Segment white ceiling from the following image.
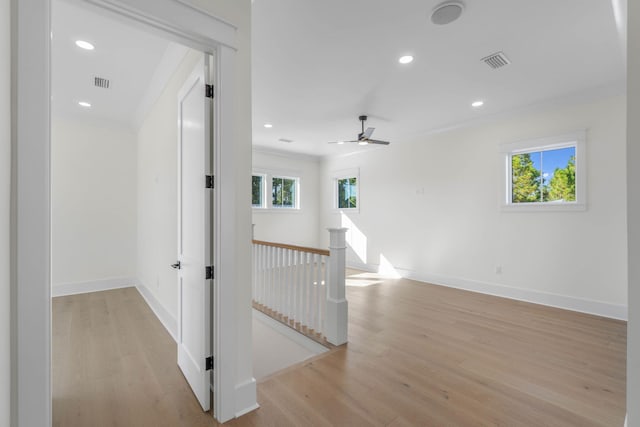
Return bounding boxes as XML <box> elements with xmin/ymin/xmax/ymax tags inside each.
<box><xmin>52</xmin><ymin>0</ymin><xmax>179</xmax><ymax>128</ymax></box>
<box><xmin>252</xmin><ymin>0</ymin><xmax>626</xmax><ymax>157</ymax></box>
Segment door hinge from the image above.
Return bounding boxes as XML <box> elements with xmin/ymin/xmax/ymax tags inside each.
<box><xmin>206</xmin><ymin>265</ymin><xmax>214</xmax><ymax>280</ymax></box>
<box><xmin>206</xmin><ymin>175</ymin><xmax>214</xmax><ymax>189</ymax></box>
<box><xmin>206</xmin><ymin>356</ymin><xmax>214</xmax><ymax>371</ymax></box>
<box><xmin>205</xmin><ymin>84</ymin><xmax>214</xmax><ymax>99</ymax></box>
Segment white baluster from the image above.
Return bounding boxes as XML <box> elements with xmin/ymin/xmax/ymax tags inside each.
<box><xmin>286</xmin><ymin>249</ymin><xmax>292</xmax><ymax>322</ymax></box>
<box><xmin>268</xmin><ymin>246</ymin><xmax>274</xmax><ymax>310</ymax></box>
<box><xmin>252</xmin><ymin>243</ymin><xmax>257</xmax><ymax>303</ymax></box>
<box><xmin>297</xmin><ymin>250</ymin><xmax>303</xmax><ymax>329</ymax></box>
<box><xmin>314</xmin><ymin>253</ymin><xmax>321</xmax><ymax>334</ymax></box>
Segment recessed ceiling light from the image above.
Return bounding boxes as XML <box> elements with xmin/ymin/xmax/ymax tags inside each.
<box><xmin>264</xmin><ymin>123</ymin><xmax>273</xmax><ymax>128</ymax></box>
<box><xmin>75</xmin><ymin>40</ymin><xmax>95</xmax><ymax>50</ymax></box>
<box><xmin>78</xmin><ymin>101</ymin><xmax>91</xmax><ymax>108</ymax></box>
<box><xmin>399</xmin><ymin>55</ymin><xmax>414</xmax><ymax>64</ymax></box>
<box><xmin>471</xmin><ymin>100</ymin><xmax>484</xmax><ymax>108</ymax></box>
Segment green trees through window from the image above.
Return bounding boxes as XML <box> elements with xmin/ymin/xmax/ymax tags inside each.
<box><xmin>511</xmin><ymin>147</ymin><xmax>576</xmax><ymax>203</ymax></box>
<box><xmin>252</xmin><ymin>175</ymin><xmax>263</xmax><ymax>207</ymax></box>
<box><xmin>338</xmin><ymin>177</ymin><xmax>357</xmax><ymax>209</ymax></box>
<box><xmin>272</xmin><ymin>177</ymin><xmax>297</xmax><ymax>208</ymax></box>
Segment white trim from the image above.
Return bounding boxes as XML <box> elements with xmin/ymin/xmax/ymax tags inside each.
<box><xmin>252</xmin><ymin>168</ymin><xmax>302</xmax><ymax>211</ymax></box>
<box><xmin>234</xmin><ymin>378</ymin><xmax>259</xmax><ymax>418</ymax></box>
<box><xmin>348</xmin><ymin>262</ymin><xmax>628</xmax><ymax>321</ymax></box>
<box><xmin>80</xmin><ymin>0</ymin><xmax>237</xmax><ymax>51</ymax></box>
<box><xmin>346</xmin><ymin>260</ymin><xmax>377</xmax><ymax>273</ymax></box>
<box><xmin>500</xmin><ymin>130</ymin><xmax>587</xmax><ymax>212</ymax></box>
<box><xmin>252</xmin><ymin>309</ymin><xmax>329</xmax><ymax>355</ymax></box>
<box><xmin>251</xmin><ymin>173</ymin><xmax>266</xmax><ymax>209</ymax></box>
<box><xmin>133</xmin><ymin>42</ymin><xmax>189</xmax><ymax>130</ymax></box>
<box><xmin>11</xmin><ymin>1</ymin><xmax>52</xmax><ymax>426</ymax></box>
<box><xmin>51</xmin><ymin>277</ymin><xmax>137</xmax><ymax>297</ymax></box>
<box><xmin>332</xmin><ymin>168</ymin><xmax>360</xmax><ymax>213</ymax></box>
<box><xmin>136</xmin><ymin>282</ymin><xmax>178</xmax><ymax>342</ymax></box>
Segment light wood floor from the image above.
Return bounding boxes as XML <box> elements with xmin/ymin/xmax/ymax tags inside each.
<box><xmin>53</xmin><ymin>274</ymin><xmax>627</xmax><ymax>426</ymax></box>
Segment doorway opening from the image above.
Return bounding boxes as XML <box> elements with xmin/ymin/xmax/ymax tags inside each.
<box><xmin>50</xmin><ymin>0</ymin><xmax>216</xmax><ymax>423</ymax></box>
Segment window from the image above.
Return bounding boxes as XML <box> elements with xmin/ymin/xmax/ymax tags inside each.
<box><xmin>272</xmin><ymin>176</ymin><xmax>298</xmax><ymax>208</ymax></box>
<box><xmin>333</xmin><ymin>169</ymin><xmax>359</xmax><ymax>212</ymax></box>
<box><xmin>252</xmin><ymin>169</ymin><xmax>301</xmax><ymax>210</ymax></box>
<box><xmin>501</xmin><ymin>131</ymin><xmax>586</xmax><ymax>211</ymax></box>
<box><xmin>252</xmin><ymin>174</ymin><xmax>265</xmax><ymax>208</ymax></box>
<box><xmin>337</xmin><ymin>177</ymin><xmax>357</xmax><ymax>209</ymax></box>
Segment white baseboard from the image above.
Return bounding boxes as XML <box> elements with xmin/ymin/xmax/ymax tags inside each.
<box><xmin>235</xmin><ymin>378</ymin><xmax>259</xmax><ymax>418</ymax></box>
<box><xmin>346</xmin><ymin>260</ymin><xmax>377</xmax><ymax>273</ymax></box>
<box><xmin>51</xmin><ymin>277</ymin><xmax>137</xmax><ymax>297</ymax></box>
<box><xmin>348</xmin><ymin>262</ymin><xmax>628</xmax><ymax>321</ymax></box>
<box><xmin>135</xmin><ymin>282</ymin><xmax>178</xmax><ymax>342</ymax></box>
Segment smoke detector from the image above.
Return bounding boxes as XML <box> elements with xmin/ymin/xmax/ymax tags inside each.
<box><xmin>481</xmin><ymin>52</ymin><xmax>511</xmax><ymax>69</ymax></box>
<box><xmin>431</xmin><ymin>1</ymin><xmax>464</xmax><ymax>25</ymax></box>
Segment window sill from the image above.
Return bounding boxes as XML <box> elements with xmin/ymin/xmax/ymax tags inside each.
<box><xmin>253</xmin><ymin>207</ymin><xmax>302</xmax><ymax>214</ymax></box>
<box><xmin>501</xmin><ymin>202</ymin><xmax>586</xmax><ymax>212</ymax></box>
<box><xmin>333</xmin><ymin>208</ymin><xmax>360</xmax><ymax>214</ymax></box>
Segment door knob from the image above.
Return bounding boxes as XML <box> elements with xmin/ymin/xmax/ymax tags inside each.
<box><xmin>171</xmin><ymin>261</ymin><xmax>181</xmax><ymax>270</ymax></box>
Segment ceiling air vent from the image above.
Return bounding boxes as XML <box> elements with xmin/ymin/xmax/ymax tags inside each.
<box><xmin>481</xmin><ymin>52</ymin><xmax>511</xmax><ymax>69</ymax></box>
<box><xmin>278</xmin><ymin>138</ymin><xmax>294</xmax><ymax>143</ymax></box>
<box><xmin>94</xmin><ymin>76</ymin><xmax>110</xmax><ymax>89</ymax></box>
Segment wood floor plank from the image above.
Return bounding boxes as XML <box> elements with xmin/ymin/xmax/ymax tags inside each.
<box><xmin>53</xmin><ymin>273</ymin><xmax>626</xmax><ymax>426</ymax></box>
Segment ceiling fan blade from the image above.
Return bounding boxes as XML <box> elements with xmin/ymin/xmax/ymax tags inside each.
<box><xmin>366</xmin><ymin>139</ymin><xmax>390</xmax><ymax>145</ymax></box>
<box><xmin>362</xmin><ymin>127</ymin><xmax>375</xmax><ymax>139</ymax></box>
<box><xmin>328</xmin><ymin>140</ymin><xmax>359</xmax><ymax>144</ymax></box>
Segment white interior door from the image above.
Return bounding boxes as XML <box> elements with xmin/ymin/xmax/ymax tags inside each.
<box><xmin>176</xmin><ymin>55</ymin><xmax>213</xmax><ymax>412</ymax></box>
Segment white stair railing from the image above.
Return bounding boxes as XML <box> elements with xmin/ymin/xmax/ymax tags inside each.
<box><xmin>251</xmin><ymin>228</ymin><xmax>348</xmax><ymax>345</ymax></box>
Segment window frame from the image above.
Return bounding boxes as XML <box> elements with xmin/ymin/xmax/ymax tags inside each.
<box><xmin>333</xmin><ymin>168</ymin><xmax>360</xmax><ymax>213</ymax></box>
<box><xmin>271</xmin><ymin>175</ymin><xmax>300</xmax><ymax>210</ymax></box>
<box><xmin>252</xmin><ymin>169</ymin><xmax>302</xmax><ymax>212</ymax></box>
<box><xmin>251</xmin><ymin>173</ymin><xmax>266</xmax><ymax>209</ymax></box>
<box><xmin>500</xmin><ymin>131</ymin><xmax>586</xmax><ymax>212</ymax></box>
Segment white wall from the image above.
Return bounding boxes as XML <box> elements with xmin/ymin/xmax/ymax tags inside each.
<box><xmin>0</xmin><ymin>0</ymin><xmax>10</xmax><ymax>423</ymax></box>
<box><xmin>321</xmin><ymin>95</ymin><xmax>628</xmax><ymax>318</ymax></box>
<box><xmin>137</xmin><ymin>49</ymin><xmax>200</xmax><ymax>322</ymax></box>
<box><xmin>628</xmin><ymin>0</ymin><xmax>639</xmax><ymax>423</ymax></box>
<box><xmin>51</xmin><ymin>118</ymin><xmax>137</xmax><ymax>289</ymax></box>
<box><xmin>252</xmin><ymin>149</ymin><xmax>322</xmax><ymax>247</ymax></box>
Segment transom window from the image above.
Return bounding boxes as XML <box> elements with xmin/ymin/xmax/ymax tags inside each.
<box><xmin>501</xmin><ymin>131</ymin><xmax>586</xmax><ymax>211</ymax></box>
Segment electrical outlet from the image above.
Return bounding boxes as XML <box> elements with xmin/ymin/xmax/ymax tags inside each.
<box><xmin>495</xmin><ymin>265</ymin><xmax>502</xmax><ymax>274</ymax></box>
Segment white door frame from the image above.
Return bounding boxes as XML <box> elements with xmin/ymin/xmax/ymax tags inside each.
<box><xmin>11</xmin><ymin>0</ymin><xmax>245</xmax><ymax>424</ymax></box>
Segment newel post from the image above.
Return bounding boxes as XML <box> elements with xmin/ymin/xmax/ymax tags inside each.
<box><xmin>326</xmin><ymin>227</ymin><xmax>349</xmax><ymax>345</ymax></box>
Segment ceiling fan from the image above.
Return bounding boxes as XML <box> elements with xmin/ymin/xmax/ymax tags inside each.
<box><xmin>329</xmin><ymin>115</ymin><xmax>390</xmax><ymax>146</ymax></box>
